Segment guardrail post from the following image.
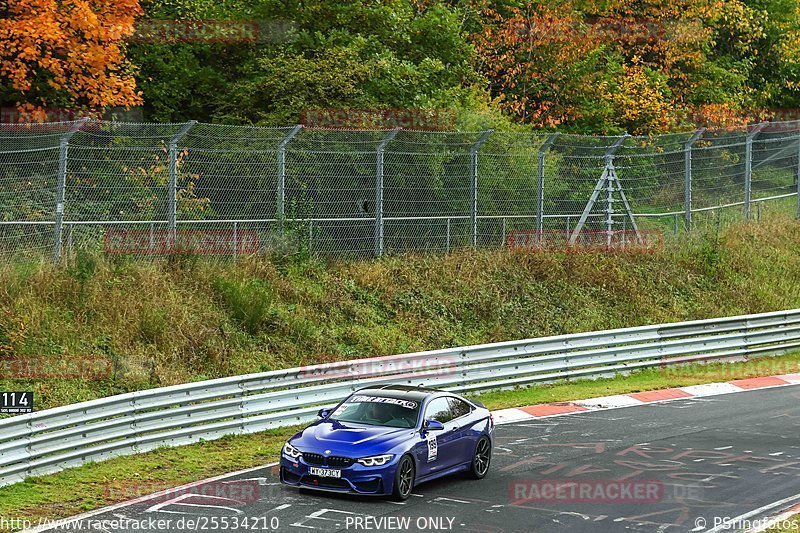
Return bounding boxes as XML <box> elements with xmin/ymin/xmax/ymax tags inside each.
<box><xmin>537</xmin><ymin>133</ymin><xmax>560</xmax><ymax>236</ymax></box>
<box><xmin>52</xmin><ymin>117</ymin><xmax>89</xmax><ymax>263</ymax></box>
<box><xmin>684</xmin><ymin>128</ymin><xmax>705</xmax><ymax>231</ymax></box>
<box><xmin>168</xmin><ymin>121</ymin><xmax>197</xmax><ymax>244</ymax></box>
<box><xmin>744</xmin><ymin>122</ymin><xmax>766</xmax><ymax>221</ymax></box>
<box><xmin>470</xmin><ymin>130</ymin><xmax>492</xmax><ymax>247</ymax></box>
<box><xmin>374</xmin><ymin>128</ymin><xmax>400</xmax><ymax>257</ymax></box>
<box><xmin>277</xmin><ymin>125</ymin><xmax>302</xmax><ymax>237</ymax></box>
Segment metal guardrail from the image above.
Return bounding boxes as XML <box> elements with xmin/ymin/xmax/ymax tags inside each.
<box><xmin>1</xmin><ymin>308</ymin><xmax>799</xmax><ymax>487</ymax></box>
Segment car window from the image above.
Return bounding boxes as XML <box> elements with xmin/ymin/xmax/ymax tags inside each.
<box><xmin>425</xmin><ymin>397</ymin><xmax>454</xmax><ymax>423</ymax></box>
<box><xmin>448</xmin><ymin>397</ymin><xmax>472</xmax><ymax>419</ymax></box>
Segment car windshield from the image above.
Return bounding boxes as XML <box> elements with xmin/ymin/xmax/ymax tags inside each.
<box><xmin>328</xmin><ymin>394</ymin><xmax>421</xmax><ymax>428</ymax></box>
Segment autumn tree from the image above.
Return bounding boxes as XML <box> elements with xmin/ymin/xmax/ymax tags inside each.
<box><xmin>471</xmin><ymin>0</ymin><xmax>800</xmax><ymax>133</ymax></box>
<box><xmin>0</xmin><ymin>0</ymin><xmax>143</xmax><ymax>121</ymax></box>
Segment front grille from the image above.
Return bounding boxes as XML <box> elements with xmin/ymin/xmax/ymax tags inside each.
<box><xmin>327</xmin><ymin>456</ymin><xmax>354</xmax><ymax>468</ymax></box>
<box><xmin>303</xmin><ymin>452</ymin><xmax>324</xmax><ymax>465</ymax></box>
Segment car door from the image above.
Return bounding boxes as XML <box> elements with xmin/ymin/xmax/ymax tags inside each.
<box><xmin>446</xmin><ymin>397</ymin><xmax>475</xmax><ymax>463</ymax></box>
<box><xmin>416</xmin><ymin>396</ymin><xmax>459</xmax><ymax>475</ymax></box>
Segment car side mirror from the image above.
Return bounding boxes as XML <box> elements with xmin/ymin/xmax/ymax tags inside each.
<box><xmin>318</xmin><ymin>408</ymin><xmax>331</xmax><ymax>418</ymax></box>
<box><xmin>423</xmin><ymin>419</ymin><xmax>444</xmax><ymax>431</ymax></box>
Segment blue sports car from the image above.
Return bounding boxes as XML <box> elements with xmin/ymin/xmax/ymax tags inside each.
<box><xmin>279</xmin><ymin>385</ymin><xmax>494</xmax><ymax>501</ymax></box>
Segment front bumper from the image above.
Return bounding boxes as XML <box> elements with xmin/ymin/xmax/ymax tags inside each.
<box><xmin>279</xmin><ymin>454</ymin><xmax>398</xmax><ymax>495</ymax></box>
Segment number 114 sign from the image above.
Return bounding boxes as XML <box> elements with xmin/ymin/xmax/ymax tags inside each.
<box><xmin>1</xmin><ymin>392</ymin><xmax>33</xmax><ymax>414</ymax></box>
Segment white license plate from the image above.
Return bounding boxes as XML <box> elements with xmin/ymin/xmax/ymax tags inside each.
<box><xmin>309</xmin><ymin>467</ymin><xmax>341</xmax><ymax>478</ymax></box>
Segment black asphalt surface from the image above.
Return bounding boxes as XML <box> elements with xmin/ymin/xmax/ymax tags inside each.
<box><xmin>29</xmin><ymin>385</ymin><xmax>800</xmax><ymax>533</ymax></box>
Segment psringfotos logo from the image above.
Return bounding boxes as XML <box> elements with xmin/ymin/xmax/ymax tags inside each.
<box><xmin>509</xmin><ymin>479</ymin><xmax>664</xmax><ymax>504</ymax></box>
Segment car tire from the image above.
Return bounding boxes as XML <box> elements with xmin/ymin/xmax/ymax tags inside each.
<box><xmin>468</xmin><ymin>436</ymin><xmax>492</xmax><ymax>479</ymax></box>
<box><xmin>391</xmin><ymin>455</ymin><xmax>415</xmax><ymax>501</ymax></box>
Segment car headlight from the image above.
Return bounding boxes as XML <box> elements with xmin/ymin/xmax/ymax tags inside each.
<box><xmin>283</xmin><ymin>442</ymin><xmax>302</xmax><ymax>459</ymax></box>
<box><xmin>357</xmin><ymin>454</ymin><xmax>394</xmax><ymax>466</ymax></box>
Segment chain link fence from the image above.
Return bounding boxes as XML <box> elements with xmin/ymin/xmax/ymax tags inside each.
<box><xmin>1</xmin><ymin>119</ymin><xmax>798</xmax><ymax>262</ymax></box>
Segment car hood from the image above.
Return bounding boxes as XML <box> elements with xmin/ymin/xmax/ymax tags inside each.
<box><xmin>291</xmin><ymin>420</ymin><xmax>415</xmax><ymax>454</ymax></box>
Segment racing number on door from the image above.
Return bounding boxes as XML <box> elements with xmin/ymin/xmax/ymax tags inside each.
<box><xmin>427</xmin><ymin>434</ymin><xmax>438</xmax><ymax>462</ymax></box>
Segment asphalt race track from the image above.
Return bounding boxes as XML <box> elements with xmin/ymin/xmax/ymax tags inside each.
<box><xmin>30</xmin><ymin>385</ymin><xmax>800</xmax><ymax>533</ymax></box>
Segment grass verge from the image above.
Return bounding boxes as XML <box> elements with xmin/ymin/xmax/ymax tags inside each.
<box><xmin>1</xmin><ymin>352</ymin><xmax>798</xmax><ymax>530</ymax></box>
<box><xmin>768</xmin><ymin>514</ymin><xmax>800</xmax><ymax>532</ymax></box>
<box><xmin>2</xmin><ymin>215</ymin><xmax>800</xmax><ymax>410</ymax></box>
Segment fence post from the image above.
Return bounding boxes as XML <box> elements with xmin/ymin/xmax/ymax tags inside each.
<box><xmin>52</xmin><ymin>118</ymin><xmax>89</xmax><ymax>263</ymax></box>
<box><xmin>684</xmin><ymin>128</ymin><xmax>705</xmax><ymax>231</ymax></box>
<box><xmin>233</xmin><ymin>221</ymin><xmax>238</xmax><ymax>257</ymax></box>
<box><xmin>470</xmin><ymin>130</ymin><xmax>493</xmax><ymax>247</ymax></box>
<box><xmin>277</xmin><ymin>125</ymin><xmax>302</xmax><ymax>236</ymax></box>
<box><xmin>537</xmin><ymin>133</ymin><xmax>560</xmax><ymax>235</ymax></box>
<box><xmin>744</xmin><ymin>122</ymin><xmax>766</xmax><ymax>221</ymax></box>
<box><xmin>446</xmin><ymin>218</ymin><xmax>451</xmax><ymax>253</ymax></box>
<box><xmin>374</xmin><ymin>128</ymin><xmax>400</xmax><ymax>257</ymax></box>
<box><xmin>168</xmin><ymin>121</ymin><xmax>197</xmax><ymax>244</ymax></box>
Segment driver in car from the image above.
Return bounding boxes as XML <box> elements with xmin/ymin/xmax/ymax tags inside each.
<box><xmin>385</xmin><ymin>404</ymin><xmax>415</xmax><ymax>427</ymax></box>
<box><xmin>362</xmin><ymin>402</ymin><xmax>389</xmax><ymax>424</ymax></box>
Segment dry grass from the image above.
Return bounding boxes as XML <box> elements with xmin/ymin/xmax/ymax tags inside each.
<box><xmin>1</xmin><ymin>215</ymin><xmax>799</xmax><ymax>409</ymax></box>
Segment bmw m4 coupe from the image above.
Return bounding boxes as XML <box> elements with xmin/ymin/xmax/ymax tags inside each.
<box><xmin>279</xmin><ymin>385</ymin><xmax>494</xmax><ymax>500</ymax></box>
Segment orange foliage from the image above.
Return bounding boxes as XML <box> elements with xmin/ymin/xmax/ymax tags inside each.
<box><xmin>474</xmin><ymin>3</ymin><xmax>604</xmax><ymax>127</ymax></box>
<box><xmin>473</xmin><ymin>0</ymin><xmax>737</xmax><ymax>132</ymax></box>
<box><xmin>0</xmin><ymin>0</ymin><xmax>143</xmax><ymax>120</ymax></box>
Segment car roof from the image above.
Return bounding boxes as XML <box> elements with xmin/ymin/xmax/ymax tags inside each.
<box><xmin>351</xmin><ymin>384</ymin><xmax>442</xmax><ymax>402</ymax></box>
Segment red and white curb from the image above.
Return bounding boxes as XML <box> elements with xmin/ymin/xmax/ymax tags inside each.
<box><xmin>491</xmin><ymin>373</ymin><xmax>800</xmax><ymax>425</ymax></box>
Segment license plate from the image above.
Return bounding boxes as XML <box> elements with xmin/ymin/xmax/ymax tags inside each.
<box><xmin>309</xmin><ymin>467</ymin><xmax>341</xmax><ymax>478</ymax></box>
